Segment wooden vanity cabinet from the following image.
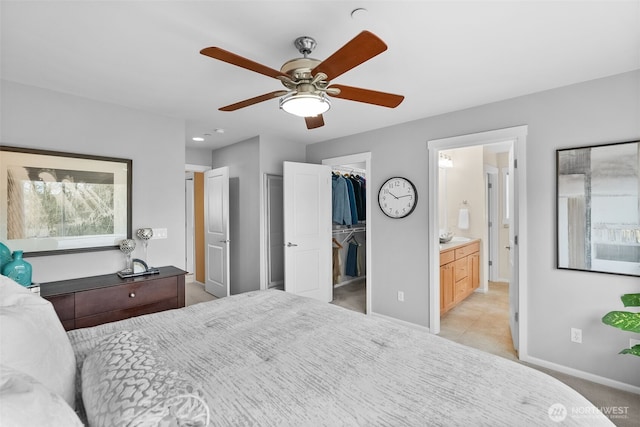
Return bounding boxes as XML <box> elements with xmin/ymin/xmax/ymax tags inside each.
<box><xmin>440</xmin><ymin>240</ymin><xmax>480</xmax><ymax>315</ymax></box>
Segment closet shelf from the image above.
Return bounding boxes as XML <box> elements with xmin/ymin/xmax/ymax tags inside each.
<box><xmin>333</xmin><ymin>226</ymin><xmax>366</xmax><ymax>245</ymax></box>
<box><xmin>332</xmin><ymin>226</ymin><xmax>366</xmax><ymax>234</ymax></box>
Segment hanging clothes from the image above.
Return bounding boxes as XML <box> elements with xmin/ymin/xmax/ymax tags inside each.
<box><xmin>358</xmin><ymin>176</ymin><xmax>366</xmax><ymax>221</ymax></box>
<box><xmin>332</xmin><ymin>238</ymin><xmax>343</xmax><ymax>285</ymax></box>
<box><xmin>349</xmin><ymin>175</ymin><xmax>364</xmax><ymax>223</ymax></box>
<box><xmin>345</xmin><ymin>241</ymin><xmax>358</xmax><ymax>277</ymax></box>
<box><xmin>344</xmin><ymin>176</ymin><xmax>359</xmax><ymax>225</ymax></box>
<box><xmin>345</xmin><ymin>234</ymin><xmax>363</xmax><ymax>278</ymax></box>
<box><xmin>332</xmin><ymin>174</ymin><xmax>352</xmax><ymax>225</ymax></box>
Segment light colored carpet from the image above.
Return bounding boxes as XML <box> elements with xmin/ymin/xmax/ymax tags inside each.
<box><xmin>185</xmin><ymin>276</ymin><xmax>216</xmax><ymax>306</ymax></box>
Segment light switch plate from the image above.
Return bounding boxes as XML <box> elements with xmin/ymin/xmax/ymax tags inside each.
<box><xmin>152</xmin><ymin>228</ymin><xmax>168</xmax><ymax>239</ymax></box>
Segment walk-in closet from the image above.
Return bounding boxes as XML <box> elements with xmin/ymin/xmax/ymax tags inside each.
<box><xmin>331</xmin><ymin>162</ymin><xmax>367</xmax><ymax>313</ymax></box>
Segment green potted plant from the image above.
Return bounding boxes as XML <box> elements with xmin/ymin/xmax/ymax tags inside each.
<box><xmin>602</xmin><ymin>293</ymin><xmax>640</xmax><ymax>356</ymax></box>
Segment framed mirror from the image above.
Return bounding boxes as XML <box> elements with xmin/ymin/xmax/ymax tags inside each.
<box><xmin>0</xmin><ymin>146</ymin><xmax>132</xmax><ymax>256</ymax></box>
<box><xmin>556</xmin><ymin>140</ymin><xmax>639</xmax><ymax>276</ymax></box>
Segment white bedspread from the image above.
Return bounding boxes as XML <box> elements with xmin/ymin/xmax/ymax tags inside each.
<box><xmin>68</xmin><ymin>290</ymin><xmax>613</xmax><ymax>426</ymax></box>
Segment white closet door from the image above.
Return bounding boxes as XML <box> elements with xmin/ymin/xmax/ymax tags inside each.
<box><xmin>283</xmin><ymin>161</ymin><xmax>332</xmax><ymax>302</ymax></box>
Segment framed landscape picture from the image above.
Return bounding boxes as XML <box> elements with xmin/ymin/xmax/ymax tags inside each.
<box><xmin>556</xmin><ymin>140</ymin><xmax>639</xmax><ymax>276</ymax></box>
<box><xmin>0</xmin><ymin>146</ymin><xmax>132</xmax><ymax>256</ymax></box>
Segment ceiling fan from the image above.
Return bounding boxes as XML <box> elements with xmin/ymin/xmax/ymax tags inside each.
<box><xmin>200</xmin><ymin>31</ymin><xmax>404</xmax><ymax>130</ymax></box>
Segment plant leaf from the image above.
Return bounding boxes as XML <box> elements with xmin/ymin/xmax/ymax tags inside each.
<box><xmin>602</xmin><ymin>311</ymin><xmax>640</xmax><ymax>333</ymax></box>
<box><xmin>620</xmin><ymin>293</ymin><xmax>640</xmax><ymax>308</ymax></box>
<box><xmin>619</xmin><ymin>344</ymin><xmax>640</xmax><ymax>357</ymax></box>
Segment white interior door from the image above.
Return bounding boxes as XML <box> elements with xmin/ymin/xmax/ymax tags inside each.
<box><xmin>508</xmin><ymin>148</ymin><xmax>519</xmax><ymax>351</ymax></box>
<box><xmin>283</xmin><ymin>161</ymin><xmax>332</xmax><ymax>302</ymax></box>
<box><xmin>204</xmin><ymin>167</ymin><xmax>230</xmax><ymax>298</ymax></box>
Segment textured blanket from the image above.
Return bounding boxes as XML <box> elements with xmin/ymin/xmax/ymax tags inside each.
<box><xmin>68</xmin><ymin>290</ymin><xmax>612</xmax><ymax>426</ymax></box>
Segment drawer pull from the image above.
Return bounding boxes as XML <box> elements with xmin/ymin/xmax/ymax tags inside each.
<box><xmin>129</xmin><ymin>292</ymin><xmax>136</xmax><ymax>298</ymax></box>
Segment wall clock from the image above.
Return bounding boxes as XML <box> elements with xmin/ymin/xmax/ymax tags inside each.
<box><xmin>378</xmin><ymin>177</ymin><xmax>418</xmax><ymax>219</ymax></box>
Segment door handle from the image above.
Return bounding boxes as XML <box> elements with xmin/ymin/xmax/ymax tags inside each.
<box><xmin>286</xmin><ymin>242</ymin><xmax>298</xmax><ymax>247</ymax></box>
<box><xmin>219</xmin><ymin>239</ymin><xmax>230</xmax><ymax>243</ymax></box>
<box><xmin>505</xmin><ymin>245</ymin><xmax>511</xmax><ymax>250</ymax></box>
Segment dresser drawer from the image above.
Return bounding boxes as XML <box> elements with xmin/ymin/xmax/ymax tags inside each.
<box><xmin>46</xmin><ymin>294</ymin><xmax>75</xmax><ymax>320</ymax></box>
<box><xmin>75</xmin><ymin>277</ymin><xmax>178</xmax><ymax>318</ymax></box>
<box><xmin>75</xmin><ymin>298</ymin><xmax>177</xmax><ymax>329</ymax></box>
<box><xmin>45</xmin><ymin>294</ymin><xmax>76</xmax><ymax>331</ymax></box>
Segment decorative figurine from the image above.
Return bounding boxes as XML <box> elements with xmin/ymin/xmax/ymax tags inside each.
<box><xmin>118</xmin><ymin>239</ymin><xmax>136</xmax><ymax>274</ymax></box>
<box><xmin>136</xmin><ymin>228</ymin><xmax>153</xmax><ymax>263</ymax></box>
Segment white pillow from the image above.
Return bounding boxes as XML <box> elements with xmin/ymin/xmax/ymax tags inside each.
<box><xmin>0</xmin><ymin>275</ymin><xmax>76</xmax><ymax>408</ymax></box>
<box><xmin>0</xmin><ymin>364</ymin><xmax>82</xmax><ymax>427</ymax></box>
<box><xmin>0</xmin><ymin>274</ymin><xmax>32</xmax><ymax>306</ymax></box>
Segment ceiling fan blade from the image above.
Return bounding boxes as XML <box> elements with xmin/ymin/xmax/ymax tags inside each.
<box><xmin>200</xmin><ymin>47</ymin><xmax>289</xmax><ymax>80</ymax></box>
<box><xmin>219</xmin><ymin>91</ymin><xmax>288</xmax><ymax>112</ymax></box>
<box><xmin>327</xmin><ymin>84</ymin><xmax>404</xmax><ymax>108</ymax></box>
<box><xmin>311</xmin><ymin>31</ymin><xmax>387</xmax><ymax>81</ymax></box>
<box><xmin>305</xmin><ymin>115</ymin><xmax>325</xmax><ymax>129</ymax></box>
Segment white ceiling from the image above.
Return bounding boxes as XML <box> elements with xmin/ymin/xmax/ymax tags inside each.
<box><xmin>2</xmin><ymin>1</ymin><xmax>639</xmax><ymax>150</ymax></box>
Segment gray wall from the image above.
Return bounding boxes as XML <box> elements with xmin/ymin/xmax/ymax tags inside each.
<box><xmin>210</xmin><ymin>135</ymin><xmax>306</xmax><ymax>293</ymax></box>
<box><xmin>306</xmin><ymin>70</ymin><xmax>640</xmax><ymax>387</ymax></box>
<box><xmin>185</xmin><ymin>147</ymin><xmax>213</xmax><ymax>168</ymax></box>
<box><xmin>211</xmin><ymin>137</ymin><xmax>261</xmax><ymax>294</ymax></box>
<box><xmin>1</xmin><ymin>80</ymin><xmax>186</xmax><ymax>282</ymax></box>
<box><xmin>259</xmin><ymin>135</ymin><xmax>306</xmax><ymax>175</ymax></box>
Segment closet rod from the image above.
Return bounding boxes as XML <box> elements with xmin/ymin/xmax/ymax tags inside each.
<box><xmin>332</xmin><ymin>166</ymin><xmax>366</xmax><ymax>175</ymax></box>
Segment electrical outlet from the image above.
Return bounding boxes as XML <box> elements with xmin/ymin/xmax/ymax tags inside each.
<box><xmin>571</xmin><ymin>328</ymin><xmax>582</xmax><ymax>343</ymax></box>
<box><xmin>397</xmin><ymin>291</ymin><xmax>405</xmax><ymax>302</ymax></box>
<box><xmin>152</xmin><ymin>228</ymin><xmax>168</xmax><ymax>239</ymax></box>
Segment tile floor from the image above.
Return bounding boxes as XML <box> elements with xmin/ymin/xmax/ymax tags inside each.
<box><xmin>439</xmin><ymin>281</ymin><xmax>517</xmax><ymax>360</ymax></box>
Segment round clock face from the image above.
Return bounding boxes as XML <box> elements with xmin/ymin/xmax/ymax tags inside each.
<box><xmin>378</xmin><ymin>177</ymin><xmax>418</xmax><ymax>218</ymax></box>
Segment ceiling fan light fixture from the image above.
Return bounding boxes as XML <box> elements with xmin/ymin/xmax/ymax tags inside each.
<box><xmin>279</xmin><ymin>92</ymin><xmax>330</xmax><ymax>117</ymax></box>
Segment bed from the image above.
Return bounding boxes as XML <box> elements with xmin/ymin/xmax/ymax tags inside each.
<box><xmin>0</xmin><ymin>275</ymin><xmax>613</xmax><ymax>426</ymax></box>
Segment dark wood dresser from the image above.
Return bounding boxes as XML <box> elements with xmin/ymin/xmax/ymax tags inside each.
<box><xmin>41</xmin><ymin>266</ymin><xmax>186</xmax><ymax>331</ymax></box>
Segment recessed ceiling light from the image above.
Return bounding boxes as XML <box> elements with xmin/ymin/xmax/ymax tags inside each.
<box><xmin>192</xmin><ymin>137</ymin><xmax>204</xmax><ymax>142</ymax></box>
<box><xmin>351</xmin><ymin>8</ymin><xmax>368</xmax><ymax>20</ymax></box>
<box><xmin>214</xmin><ymin>128</ymin><xmax>225</xmax><ymax>134</ymax></box>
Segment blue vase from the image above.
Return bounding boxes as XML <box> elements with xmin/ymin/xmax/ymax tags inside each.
<box><xmin>2</xmin><ymin>250</ymin><xmax>32</xmax><ymax>287</ymax></box>
<box><xmin>0</xmin><ymin>242</ymin><xmax>12</xmax><ymax>270</ymax></box>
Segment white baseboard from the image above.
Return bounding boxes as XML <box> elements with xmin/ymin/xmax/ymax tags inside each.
<box><xmin>369</xmin><ymin>312</ymin><xmax>431</xmax><ymax>333</ymax></box>
<box><xmin>521</xmin><ymin>355</ymin><xmax>640</xmax><ymax>395</ymax></box>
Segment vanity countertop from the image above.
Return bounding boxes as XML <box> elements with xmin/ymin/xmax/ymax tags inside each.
<box><xmin>439</xmin><ymin>237</ymin><xmax>480</xmax><ymax>252</ymax></box>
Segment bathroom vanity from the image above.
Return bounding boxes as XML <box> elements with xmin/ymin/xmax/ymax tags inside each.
<box><xmin>439</xmin><ymin>238</ymin><xmax>480</xmax><ymax>315</ymax></box>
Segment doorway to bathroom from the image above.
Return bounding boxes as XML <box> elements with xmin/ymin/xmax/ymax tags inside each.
<box><xmin>427</xmin><ymin>125</ymin><xmax>528</xmax><ymax>359</ymax></box>
<box><xmin>437</xmin><ymin>143</ymin><xmax>515</xmax><ymax>359</ymax></box>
